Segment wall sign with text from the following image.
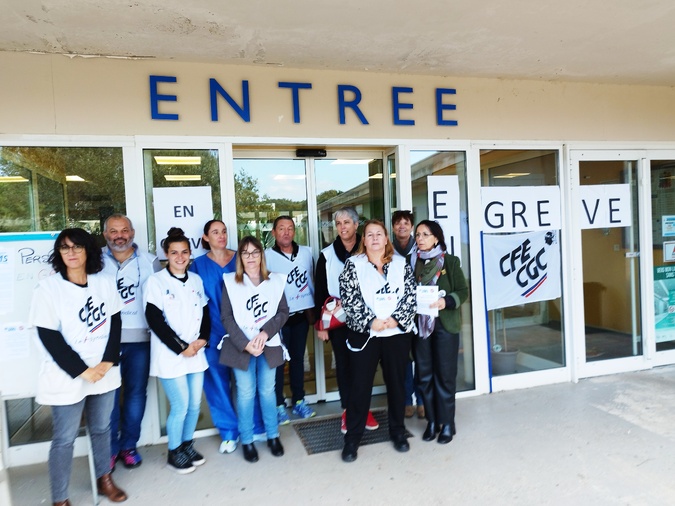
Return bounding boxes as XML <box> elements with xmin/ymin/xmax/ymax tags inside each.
<box><xmin>152</xmin><ymin>186</ymin><xmax>214</xmax><ymax>261</ymax></box>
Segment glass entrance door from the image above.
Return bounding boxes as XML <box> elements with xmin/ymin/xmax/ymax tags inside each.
<box><xmin>232</xmin><ymin>151</ymin><xmax>387</xmax><ymax>403</ymax></box>
<box><xmin>573</xmin><ymin>153</ymin><xmax>646</xmax><ymax>376</ymax></box>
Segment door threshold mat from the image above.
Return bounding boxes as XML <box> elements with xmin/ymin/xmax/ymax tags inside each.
<box><xmin>292</xmin><ymin>409</ymin><xmax>413</xmax><ymax>455</ymax></box>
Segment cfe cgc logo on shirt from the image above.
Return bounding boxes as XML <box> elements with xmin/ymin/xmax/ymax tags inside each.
<box><xmin>286</xmin><ymin>266</ymin><xmax>308</xmax><ymax>290</ymax></box>
<box><xmin>79</xmin><ymin>296</ymin><xmax>107</xmax><ymax>332</ymax></box>
<box><xmin>116</xmin><ymin>277</ymin><xmax>137</xmax><ymax>304</ymax></box>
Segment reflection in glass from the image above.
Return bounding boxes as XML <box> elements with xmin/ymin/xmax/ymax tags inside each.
<box><xmin>143</xmin><ymin>149</ymin><xmax>220</xmax><ymax>253</ymax></box>
<box><xmin>233</xmin><ymin>159</ymin><xmax>308</xmax><ymax>247</ymax></box>
<box><xmin>480</xmin><ymin>150</ymin><xmax>564</xmax><ymax>376</ymax></box>
<box><xmin>0</xmin><ymin>146</ymin><xmax>123</xmax><ymax>237</ymax></box>
<box><xmin>1</xmin><ymin>145</ymin><xmax>125</xmax><ymax>446</ymax></box>
<box><xmin>315</xmin><ymin>158</ymin><xmax>384</xmax><ymax>247</ymax></box>
<box><xmin>315</xmin><ymin>157</ymin><xmax>386</xmax><ymax>391</ymax></box>
<box><xmin>580</xmin><ymin>160</ymin><xmax>642</xmax><ymax>361</ymax></box>
<box><xmin>231</xmin><ymin>158</ymin><xmax>316</xmax><ymax>399</ymax></box>
<box><xmin>652</xmin><ymin>160</ymin><xmax>675</xmax><ymax>353</ymax></box>
<box><xmin>411</xmin><ymin>151</ymin><xmax>475</xmax><ymax>391</ymax></box>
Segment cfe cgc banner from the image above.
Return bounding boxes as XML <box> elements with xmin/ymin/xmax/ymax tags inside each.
<box><xmin>483</xmin><ymin>230</ymin><xmax>561</xmax><ymax>311</ymax></box>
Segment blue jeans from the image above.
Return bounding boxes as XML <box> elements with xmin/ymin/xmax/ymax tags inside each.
<box><xmin>160</xmin><ymin>372</ymin><xmax>204</xmax><ymax>451</ymax></box>
<box><xmin>110</xmin><ymin>342</ymin><xmax>150</xmax><ymax>455</ymax></box>
<box><xmin>276</xmin><ymin>317</ymin><xmax>309</xmax><ymax>405</ymax></box>
<box><xmin>202</xmin><ymin>343</ymin><xmax>265</xmax><ymax>440</ymax></box>
<box><xmin>233</xmin><ymin>355</ymin><xmax>278</xmax><ymax>444</ymax></box>
<box><xmin>49</xmin><ymin>390</ymin><xmax>115</xmax><ymax>503</ymax></box>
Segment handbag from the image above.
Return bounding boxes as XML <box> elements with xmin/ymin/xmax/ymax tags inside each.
<box><xmin>314</xmin><ymin>296</ymin><xmax>347</xmax><ymax>331</ymax></box>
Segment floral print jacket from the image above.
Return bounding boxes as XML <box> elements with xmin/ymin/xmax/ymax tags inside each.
<box><xmin>338</xmin><ymin>258</ymin><xmax>417</xmax><ymax>334</ymax></box>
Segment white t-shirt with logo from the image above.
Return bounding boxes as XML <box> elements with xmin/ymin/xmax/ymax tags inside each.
<box><xmin>144</xmin><ymin>269</ymin><xmax>209</xmax><ymax>379</ymax></box>
<box><xmin>29</xmin><ymin>272</ymin><xmax>123</xmax><ymax>405</ymax></box>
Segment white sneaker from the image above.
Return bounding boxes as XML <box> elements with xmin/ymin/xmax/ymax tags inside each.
<box><xmin>219</xmin><ymin>440</ymin><xmax>237</xmax><ymax>454</ymax></box>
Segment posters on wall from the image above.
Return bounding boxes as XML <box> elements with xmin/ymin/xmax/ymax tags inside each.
<box><xmin>0</xmin><ymin>233</ymin><xmax>58</xmax><ymax>398</ymax></box>
<box><xmin>152</xmin><ymin>186</ymin><xmax>214</xmax><ymax>260</ymax></box>
<box><xmin>654</xmin><ymin>265</ymin><xmax>675</xmax><ymax>343</ymax></box>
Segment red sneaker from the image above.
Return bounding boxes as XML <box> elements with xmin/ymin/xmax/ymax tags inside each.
<box><xmin>341</xmin><ymin>410</ymin><xmax>347</xmax><ymax>434</ymax></box>
<box><xmin>366</xmin><ymin>411</ymin><xmax>380</xmax><ymax>431</ymax></box>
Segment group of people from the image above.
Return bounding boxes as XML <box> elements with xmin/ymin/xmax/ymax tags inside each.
<box><xmin>30</xmin><ymin>207</ymin><xmax>467</xmax><ymax>505</ymax></box>
<box><xmin>319</xmin><ymin>208</ymin><xmax>468</xmax><ymax>462</ymax></box>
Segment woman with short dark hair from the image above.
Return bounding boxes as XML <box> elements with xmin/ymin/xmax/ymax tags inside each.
<box><xmin>413</xmin><ymin>220</ymin><xmax>469</xmax><ymax>445</ymax></box>
<box><xmin>30</xmin><ymin>228</ymin><xmax>127</xmax><ymax>505</ymax></box>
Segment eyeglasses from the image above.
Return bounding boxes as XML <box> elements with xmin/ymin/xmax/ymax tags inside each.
<box><xmin>241</xmin><ymin>250</ymin><xmax>261</xmax><ymax>259</ymax></box>
<box><xmin>59</xmin><ymin>244</ymin><xmax>85</xmax><ymax>253</ymax></box>
<box><xmin>415</xmin><ymin>232</ymin><xmax>434</xmax><ymax>239</ymax></box>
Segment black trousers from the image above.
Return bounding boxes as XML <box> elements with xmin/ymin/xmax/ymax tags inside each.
<box><xmin>329</xmin><ymin>325</ymin><xmax>351</xmax><ymax>410</ymax></box>
<box><xmin>344</xmin><ymin>331</ymin><xmax>412</xmax><ymax>446</ymax></box>
<box><xmin>414</xmin><ymin>324</ymin><xmax>459</xmax><ymax>427</ymax></box>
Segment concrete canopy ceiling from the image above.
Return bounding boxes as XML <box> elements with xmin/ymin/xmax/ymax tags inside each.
<box><xmin>3</xmin><ymin>0</ymin><xmax>675</xmax><ymax>86</ymax></box>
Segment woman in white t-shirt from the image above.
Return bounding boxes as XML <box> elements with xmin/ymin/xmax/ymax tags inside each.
<box><xmin>145</xmin><ymin>228</ymin><xmax>210</xmax><ymax>474</ymax></box>
<box><xmin>30</xmin><ymin>228</ymin><xmax>127</xmax><ymax>505</ymax></box>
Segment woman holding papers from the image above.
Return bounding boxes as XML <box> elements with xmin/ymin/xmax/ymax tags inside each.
<box><xmin>338</xmin><ymin>219</ymin><xmax>416</xmax><ymax>462</ymax></box>
<box><xmin>413</xmin><ymin>220</ymin><xmax>468</xmax><ymax>444</ymax></box>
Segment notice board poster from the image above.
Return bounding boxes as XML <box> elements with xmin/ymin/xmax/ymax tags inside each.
<box><xmin>152</xmin><ymin>186</ymin><xmax>214</xmax><ymax>261</ymax></box>
<box><xmin>0</xmin><ymin>232</ymin><xmax>58</xmax><ymax>399</ymax></box>
<box><xmin>654</xmin><ymin>265</ymin><xmax>675</xmax><ymax>344</ymax></box>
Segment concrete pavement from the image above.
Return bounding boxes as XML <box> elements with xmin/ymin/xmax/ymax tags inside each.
<box><xmin>8</xmin><ymin>365</ymin><xmax>675</xmax><ymax>505</ymax></box>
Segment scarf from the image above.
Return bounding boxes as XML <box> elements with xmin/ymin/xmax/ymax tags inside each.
<box><xmin>393</xmin><ymin>236</ymin><xmax>415</xmax><ymax>258</ymax></box>
<box><xmin>415</xmin><ymin>245</ymin><xmax>445</xmax><ymax>338</ymax></box>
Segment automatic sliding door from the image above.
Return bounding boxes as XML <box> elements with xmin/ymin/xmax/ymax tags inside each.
<box><xmin>232</xmin><ymin>158</ymin><xmax>317</xmax><ymax>401</ymax></box>
<box><xmin>314</xmin><ymin>157</ymin><xmax>386</xmax><ymax>396</ymax></box>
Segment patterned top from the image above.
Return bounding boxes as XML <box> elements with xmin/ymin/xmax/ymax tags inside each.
<box><xmin>339</xmin><ymin>258</ymin><xmax>416</xmax><ymax>334</ymax></box>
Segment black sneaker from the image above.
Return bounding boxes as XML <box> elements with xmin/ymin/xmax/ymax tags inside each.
<box><xmin>167</xmin><ymin>447</ymin><xmax>196</xmax><ymax>474</ymax></box>
<box><xmin>180</xmin><ymin>440</ymin><xmax>206</xmax><ymax>466</ymax></box>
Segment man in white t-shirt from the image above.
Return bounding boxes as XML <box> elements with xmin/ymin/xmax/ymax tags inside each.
<box><xmin>102</xmin><ymin>213</ymin><xmax>160</xmax><ymax>469</ymax></box>
<box><xmin>264</xmin><ymin>216</ymin><xmax>316</xmax><ymax>423</ymax></box>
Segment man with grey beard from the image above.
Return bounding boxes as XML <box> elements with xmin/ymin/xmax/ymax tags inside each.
<box><xmin>102</xmin><ymin>214</ymin><xmax>160</xmax><ymax>470</ymax></box>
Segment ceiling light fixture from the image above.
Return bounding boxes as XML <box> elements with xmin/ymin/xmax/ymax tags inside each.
<box><xmin>164</xmin><ymin>175</ymin><xmax>202</xmax><ymax>181</ymax></box>
<box><xmin>154</xmin><ymin>156</ymin><xmax>202</xmax><ymax>165</ymax></box>
<box><xmin>0</xmin><ymin>176</ymin><xmax>29</xmax><ymax>183</ymax></box>
<box><xmin>493</xmin><ymin>172</ymin><xmax>531</xmax><ymax>179</ymax></box>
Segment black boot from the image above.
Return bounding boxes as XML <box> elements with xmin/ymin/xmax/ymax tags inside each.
<box><xmin>437</xmin><ymin>424</ymin><xmax>453</xmax><ymax>444</ymax></box>
<box><xmin>342</xmin><ymin>442</ymin><xmax>358</xmax><ymax>463</ymax></box>
<box><xmin>242</xmin><ymin>443</ymin><xmax>259</xmax><ymax>463</ymax></box>
<box><xmin>422</xmin><ymin>422</ymin><xmax>438</xmax><ymax>441</ymax></box>
<box><xmin>267</xmin><ymin>437</ymin><xmax>284</xmax><ymax>457</ymax></box>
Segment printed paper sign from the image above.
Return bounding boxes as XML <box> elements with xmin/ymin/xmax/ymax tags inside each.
<box><xmin>152</xmin><ymin>186</ymin><xmax>214</xmax><ymax>260</ymax></box>
<box><xmin>579</xmin><ymin>184</ymin><xmax>632</xmax><ymax>229</ymax></box>
<box><xmin>481</xmin><ymin>186</ymin><xmax>561</xmax><ymax>233</ymax></box>
<box><xmin>427</xmin><ymin>175</ymin><xmax>461</xmax><ymax>260</ymax></box>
